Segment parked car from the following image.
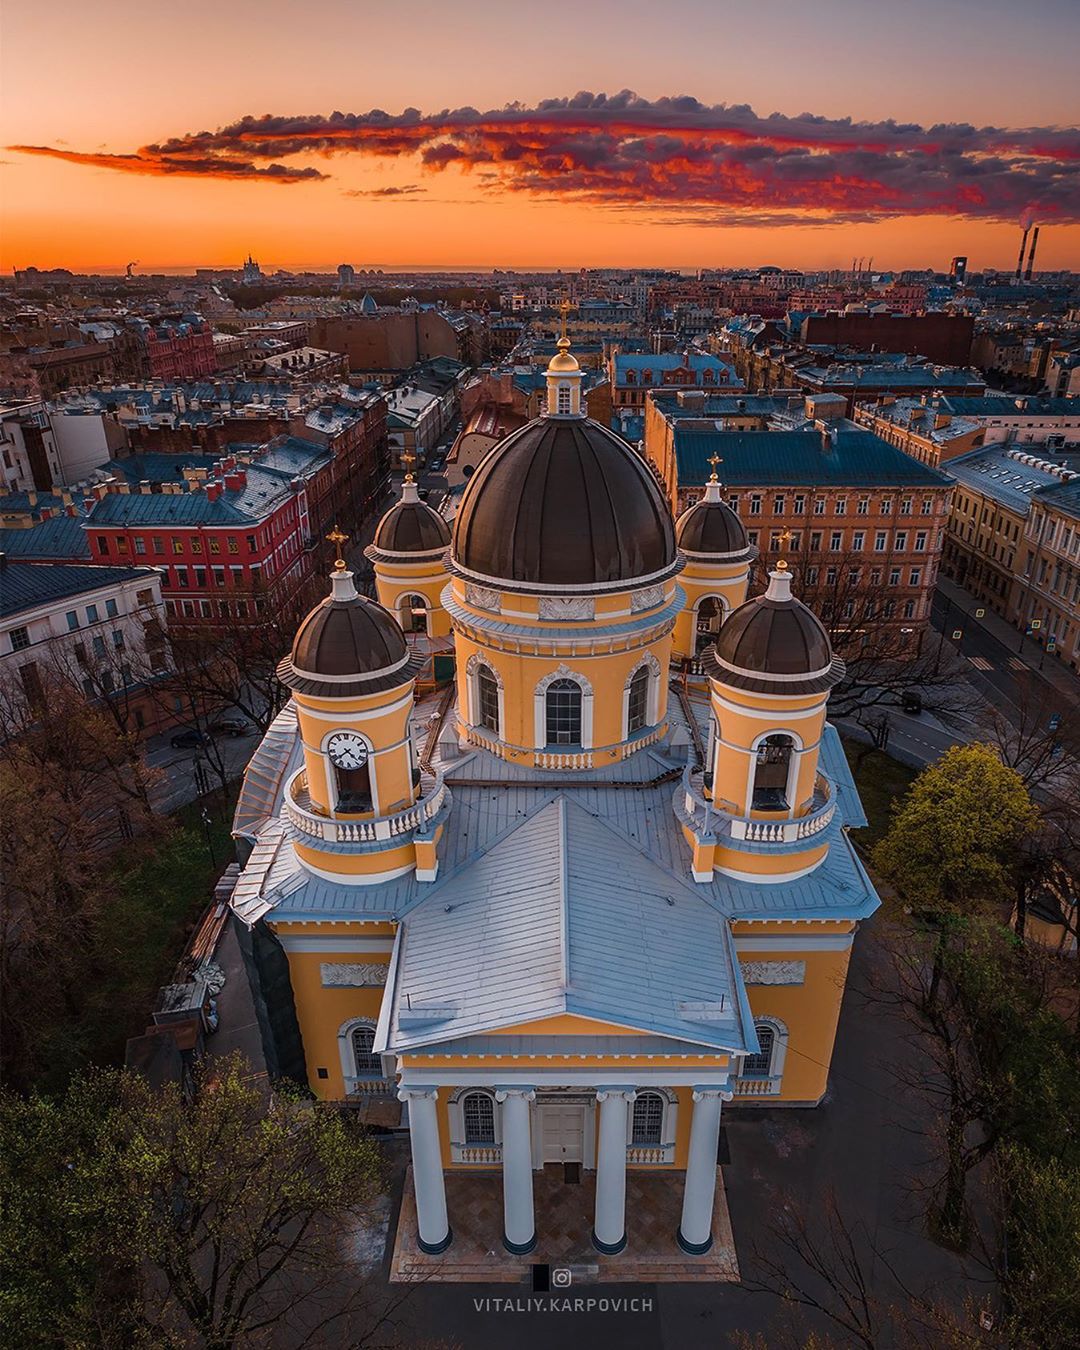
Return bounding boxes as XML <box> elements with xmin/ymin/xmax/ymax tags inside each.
<box><xmin>171</xmin><ymin>727</ymin><xmax>209</xmax><ymax>749</ymax></box>
<box><xmin>901</xmin><ymin>691</ymin><xmax>923</xmax><ymax>715</ymax></box>
<box><xmin>428</xmin><ymin>455</ymin><xmax>446</xmax><ymax>472</ymax></box>
<box><xmin>211</xmin><ymin>714</ymin><xmax>251</xmax><ymax>738</ymax></box>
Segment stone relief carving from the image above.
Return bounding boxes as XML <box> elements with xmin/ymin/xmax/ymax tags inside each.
<box><xmin>739</xmin><ymin>960</ymin><xmax>806</xmax><ymax>986</ymax></box>
<box><xmin>320</xmin><ymin>963</ymin><xmax>389</xmax><ymax>987</ymax></box>
<box><xmin>465</xmin><ymin>583</ymin><xmax>501</xmax><ymax>612</ymax></box>
<box><xmin>538</xmin><ymin>596</ymin><xmax>595</xmax><ymax>620</ymax></box>
<box><xmin>631</xmin><ymin>583</ymin><xmax>666</xmax><ymax>612</ymax></box>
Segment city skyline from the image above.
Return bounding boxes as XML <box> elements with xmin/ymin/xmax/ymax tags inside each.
<box><xmin>3</xmin><ymin>0</ymin><xmax>1079</xmax><ymax>274</ymax></box>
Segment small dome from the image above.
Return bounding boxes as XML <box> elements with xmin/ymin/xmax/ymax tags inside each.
<box><xmin>676</xmin><ymin>481</ymin><xmax>751</xmax><ymax>558</ymax></box>
<box><xmin>547</xmin><ymin>338</ymin><xmax>580</xmax><ymax>373</ymax></box>
<box><xmin>371</xmin><ymin>481</ymin><xmax>450</xmax><ymax>556</ymax></box>
<box><xmin>704</xmin><ymin>567</ymin><xmax>844</xmax><ymax>695</ymax></box>
<box><xmin>279</xmin><ymin>573</ymin><xmax>419</xmax><ymax>698</ymax></box>
<box><xmin>451</xmin><ymin>416</ymin><xmax>677</xmax><ymax>589</ymax></box>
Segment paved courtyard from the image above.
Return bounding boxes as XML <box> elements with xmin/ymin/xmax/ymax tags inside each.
<box><xmin>390</xmin><ymin>1163</ymin><xmax>738</xmax><ymax>1284</ymax></box>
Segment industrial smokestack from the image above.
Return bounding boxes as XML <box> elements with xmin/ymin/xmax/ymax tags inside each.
<box><xmin>1016</xmin><ymin>225</ymin><xmax>1031</xmax><ymax>281</ymax></box>
<box><xmin>1024</xmin><ymin>225</ymin><xmax>1040</xmax><ymax>280</ymax></box>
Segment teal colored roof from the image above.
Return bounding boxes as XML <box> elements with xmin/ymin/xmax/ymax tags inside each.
<box><xmin>674</xmin><ymin>429</ymin><xmax>953</xmax><ymax>489</ymax></box>
<box><xmin>0</xmin><ymin>516</ymin><xmax>90</xmax><ymax>560</ymax></box>
<box><xmin>0</xmin><ymin>561</ymin><xmax>156</xmax><ymax>619</ymax></box>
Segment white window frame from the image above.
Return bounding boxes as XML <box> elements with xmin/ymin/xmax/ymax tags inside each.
<box><xmin>321</xmin><ymin>727</ymin><xmax>378</xmax><ymax>815</ymax></box>
<box><xmin>533</xmin><ymin>664</ymin><xmax>594</xmax><ymax>749</ymax></box>
<box><xmin>624</xmin><ymin>1087</ymin><xmax>679</xmax><ymax>1161</ymax></box>
<box><xmin>747</xmin><ymin>729</ymin><xmax>805</xmax><ymax>817</ymax></box>
<box><xmin>740</xmin><ymin>1016</ymin><xmax>790</xmax><ymax>1082</ymax></box>
<box><xmin>337</xmin><ymin>1016</ymin><xmax>387</xmax><ymax>1089</ymax></box>
<box><xmin>465</xmin><ymin>651</ymin><xmax>505</xmax><ymax>740</ymax></box>
<box><xmin>621</xmin><ymin>651</ymin><xmax>661</xmax><ymax>740</ymax></box>
<box><xmin>448</xmin><ymin>1087</ymin><xmax>503</xmax><ymax>1161</ymax></box>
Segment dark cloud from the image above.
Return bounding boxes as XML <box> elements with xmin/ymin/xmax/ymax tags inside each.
<box><xmin>9</xmin><ymin>144</ymin><xmax>325</xmax><ymax>182</ymax></box>
<box><xmin>344</xmin><ymin>183</ymin><xmax>426</xmax><ymax>197</ymax></box>
<box><xmin>11</xmin><ymin>91</ymin><xmax>1080</xmax><ymax>222</ymax></box>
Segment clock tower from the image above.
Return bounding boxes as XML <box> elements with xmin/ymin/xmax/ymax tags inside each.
<box><xmin>276</xmin><ymin>537</ymin><xmax>451</xmax><ymax>884</ymax></box>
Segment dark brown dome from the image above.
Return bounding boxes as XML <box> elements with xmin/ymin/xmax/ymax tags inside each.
<box><xmin>703</xmin><ymin>570</ymin><xmax>844</xmax><ymax>695</ymax></box>
<box><xmin>676</xmin><ymin>497</ymin><xmax>750</xmax><ymax>557</ymax></box>
<box><xmin>451</xmin><ymin>417</ymin><xmax>677</xmax><ymax>589</ymax></box>
<box><xmin>278</xmin><ymin>582</ymin><xmax>421</xmax><ymax>698</ymax></box>
<box><xmin>371</xmin><ymin>495</ymin><xmax>450</xmax><ymax>555</ymax></box>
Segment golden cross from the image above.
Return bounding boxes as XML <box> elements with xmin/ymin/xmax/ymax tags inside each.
<box><xmin>327</xmin><ymin>525</ymin><xmax>349</xmax><ymax>572</ymax></box>
<box><xmin>558</xmin><ymin>298</ymin><xmax>574</xmax><ymax>342</ymax></box>
<box><xmin>401</xmin><ymin>448</ymin><xmax>417</xmax><ymax>482</ymax></box>
<box><xmin>776</xmin><ymin>527</ymin><xmax>795</xmax><ymax>569</ymax></box>
<box><xmin>708</xmin><ymin>451</ymin><xmax>723</xmax><ymax>483</ymax></box>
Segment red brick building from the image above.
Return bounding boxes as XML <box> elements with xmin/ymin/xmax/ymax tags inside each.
<box><xmin>134</xmin><ymin>317</ymin><xmax>217</xmax><ymax>381</ymax></box>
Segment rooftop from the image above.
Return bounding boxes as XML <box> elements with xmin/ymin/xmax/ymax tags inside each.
<box><xmin>0</xmin><ymin>560</ymin><xmax>157</xmax><ymax>620</ymax></box>
<box><xmin>672</xmin><ymin>428</ymin><xmax>954</xmax><ymax>489</ymax></box>
<box><xmin>945</xmin><ymin>445</ymin><xmax>1080</xmax><ymax>512</ymax></box>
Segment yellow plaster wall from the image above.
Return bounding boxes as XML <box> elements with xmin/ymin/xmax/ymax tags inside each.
<box><xmin>454</xmin><ymin>629</ymin><xmax>674</xmax><ymax>753</ymax></box>
<box><xmin>292</xmin><ymin>837</ymin><xmax>416</xmax><ymax>879</ymax></box>
<box><xmin>374</xmin><ymin>558</ymin><xmax>451</xmax><ymax>638</ymax></box>
<box><xmin>740</xmin><ymin>945</ymin><xmax>853</xmax><ymax>1104</ymax></box>
<box><xmin>671</xmin><ymin>562</ymin><xmax>750</xmax><ymax>660</ymax></box>
<box><xmin>710</xmin><ymin>686</ymin><xmax>827</xmax><ymax>818</ymax></box>
<box><xmin>294</xmin><ymin>685</ymin><xmax>416</xmax><ymax>816</ymax></box>
<box><xmin>283</xmin><ymin>948</ymin><xmax>391</xmax><ymax>1100</ymax></box>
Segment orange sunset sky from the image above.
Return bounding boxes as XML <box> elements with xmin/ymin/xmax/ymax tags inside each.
<box><xmin>2</xmin><ymin>0</ymin><xmax>1078</xmax><ymax>274</ymax></box>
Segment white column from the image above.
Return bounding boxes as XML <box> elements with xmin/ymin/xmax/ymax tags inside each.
<box><xmin>592</xmin><ymin>1088</ymin><xmax>635</xmax><ymax>1254</ymax></box>
<box><xmin>677</xmin><ymin>1086</ymin><xmax>731</xmax><ymax>1255</ymax></box>
<box><xmin>495</xmin><ymin>1087</ymin><xmax>537</xmax><ymax>1254</ymax></box>
<box><xmin>398</xmin><ymin>1085</ymin><xmax>451</xmax><ymax>1254</ymax></box>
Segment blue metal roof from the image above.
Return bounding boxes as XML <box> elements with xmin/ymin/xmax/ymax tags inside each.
<box><xmin>0</xmin><ymin>516</ymin><xmax>90</xmax><ymax>560</ymax></box>
<box><xmin>0</xmin><ymin>560</ymin><xmax>157</xmax><ymax>618</ymax></box>
<box><xmin>673</xmin><ymin>429</ymin><xmax>952</xmax><ymax>489</ymax></box>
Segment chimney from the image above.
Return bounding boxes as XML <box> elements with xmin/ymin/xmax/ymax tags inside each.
<box><xmin>1024</xmin><ymin>226</ymin><xmax>1040</xmax><ymax>281</ymax></box>
<box><xmin>224</xmin><ymin>469</ymin><xmax>247</xmax><ymax>491</ymax></box>
<box><xmin>205</xmin><ymin>482</ymin><xmax>222</xmax><ymax>502</ymax></box>
<box><xmin>1016</xmin><ymin>225</ymin><xmax>1030</xmax><ymax>281</ymax></box>
<box><xmin>140</xmin><ymin>481</ymin><xmax>152</xmax><ymax>494</ymax></box>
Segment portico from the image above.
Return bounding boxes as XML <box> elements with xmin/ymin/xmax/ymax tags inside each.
<box><xmin>394</xmin><ymin>1069</ymin><xmax>735</xmax><ymax>1259</ymax></box>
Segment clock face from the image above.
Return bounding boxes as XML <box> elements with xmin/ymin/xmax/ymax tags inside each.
<box><xmin>326</xmin><ymin>731</ymin><xmax>369</xmax><ymax>771</ymax></box>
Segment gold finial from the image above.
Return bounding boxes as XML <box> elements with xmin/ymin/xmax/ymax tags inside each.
<box><xmin>557</xmin><ymin>298</ymin><xmax>574</xmax><ymax>344</ymax></box>
<box><xmin>327</xmin><ymin>525</ymin><xmax>349</xmax><ymax>572</ymax></box>
<box><xmin>776</xmin><ymin>527</ymin><xmax>795</xmax><ymax>570</ymax></box>
<box><xmin>401</xmin><ymin>448</ymin><xmax>417</xmax><ymax>483</ymax></box>
<box><xmin>708</xmin><ymin>451</ymin><xmax>723</xmax><ymax>483</ymax></box>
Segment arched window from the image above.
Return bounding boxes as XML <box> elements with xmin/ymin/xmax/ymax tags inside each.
<box><xmin>631</xmin><ymin>1091</ymin><xmax>664</xmax><ymax>1146</ymax></box>
<box><xmin>334</xmin><ymin>758</ymin><xmax>372</xmax><ymax>813</ymax></box>
<box><xmin>742</xmin><ymin>1024</ymin><xmax>776</xmax><ymax>1078</ymax></box>
<box><xmin>695</xmin><ymin>596</ymin><xmax>726</xmax><ymax>653</ymax></box>
<box><xmin>753</xmin><ymin>733</ymin><xmax>796</xmax><ymax>810</ymax></box>
<box><xmin>627</xmin><ymin>665</ymin><xmax>650</xmax><ymax>735</ymax></box>
<box><xmin>626</xmin><ymin>369</ymin><xmax>637</xmax><ymax>385</ymax></box>
<box><xmin>702</xmin><ymin>367</ymin><xmax>714</xmax><ymax>385</ymax></box>
<box><xmin>477</xmin><ymin>663</ymin><xmax>500</xmax><ymax>735</ymax></box>
<box><xmin>351</xmin><ymin>1024</ymin><xmax>382</xmax><ymax>1077</ymax></box>
<box><xmin>401</xmin><ymin>593</ymin><xmax>428</xmax><ymax>634</ymax></box>
<box><xmin>545</xmin><ymin>678</ymin><xmax>582</xmax><ymax>746</ymax></box>
<box><xmin>462</xmin><ymin>1091</ymin><xmax>496</xmax><ymax>1146</ymax></box>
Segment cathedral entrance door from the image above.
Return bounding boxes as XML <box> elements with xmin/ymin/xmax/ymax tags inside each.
<box><xmin>540</xmin><ymin>1103</ymin><xmax>585</xmax><ymax>1163</ymax></box>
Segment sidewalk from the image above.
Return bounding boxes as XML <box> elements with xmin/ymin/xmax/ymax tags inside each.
<box><xmin>935</xmin><ymin>576</ymin><xmax>1080</xmax><ymax>702</ymax></box>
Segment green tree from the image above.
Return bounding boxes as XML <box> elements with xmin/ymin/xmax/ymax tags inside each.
<box><xmin>873</xmin><ymin>744</ymin><xmax>1039</xmax><ymax>917</ymax></box>
<box><xmin>0</xmin><ymin>1056</ymin><xmax>387</xmax><ymax>1350</ymax></box>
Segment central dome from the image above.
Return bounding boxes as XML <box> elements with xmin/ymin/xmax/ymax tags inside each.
<box><xmin>451</xmin><ymin>417</ymin><xmax>677</xmax><ymax>589</ymax></box>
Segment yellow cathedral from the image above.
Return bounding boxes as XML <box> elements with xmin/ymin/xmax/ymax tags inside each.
<box><xmin>230</xmin><ymin>332</ymin><xmax>879</xmax><ymax>1259</ymax></box>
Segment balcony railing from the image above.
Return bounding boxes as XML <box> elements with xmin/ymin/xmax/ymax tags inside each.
<box><xmin>733</xmin><ymin>1077</ymin><xmax>782</xmax><ymax>1097</ymax></box>
<box><xmin>677</xmin><ymin>765</ymin><xmax>836</xmax><ymax>845</ymax></box>
<box><xmin>284</xmin><ymin>768</ymin><xmax>448</xmax><ymax>845</ymax></box>
<box><xmin>450</xmin><ymin>1142</ymin><xmax>502</xmax><ymax>1164</ymax></box>
<box><xmin>626</xmin><ymin>1143</ymin><xmax>676</xmax><ymax>1165</ymax></box>
<box><xmin>344</xmin><ymin>1076</ymin><xmax>396</xmax><ymax>1097</ymax></box>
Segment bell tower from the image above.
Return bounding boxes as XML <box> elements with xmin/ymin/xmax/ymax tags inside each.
<box><xmin>675</xmin><ymin>557</ymin><xmax>845</xmax><ymax>883</ymax></box>
<box><xmin>365</xmin><ymin>461</ymin><xmax>452</xmax><ymax>639</ymax></box>
<box><xmin>545</xmin><ymin>301</ymin><xmax>586</xmax><ymax>418</ymax></box>
<box><xmin>672</xmin><ymin>454</ymin><xmax>755</xmax><ymax>662</ymax></box>
<box><xmin>277</xmin><ymin>533</ymin><xmax>450</xmax><ymax>884</ymax></box>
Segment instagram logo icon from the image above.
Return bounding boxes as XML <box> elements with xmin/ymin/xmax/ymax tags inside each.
<box><xmin>552</xmin><ymin>1268</ymin><xmax>573</xmax><ymax>1287</ymax></box>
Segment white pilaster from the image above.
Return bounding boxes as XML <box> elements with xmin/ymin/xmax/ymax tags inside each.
<box><xmin>398</xmin><ymin>1085</ymin><xmax>451</xmax><ymax>1254</ymax></box>
<box><xmin>592</xmin><ymin>1088</ymin><xmax>635</xmax><ymax>1254</ymax></box>
<box><xmin>495</xmin><ymin>1087</ymin><xmax>537</xmax><ymax>1254</ymax></box>
<box><xmin>677</xmin><ymin>1086</ymin><xmax>731</xmax><ymax>1254</ymax></box>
